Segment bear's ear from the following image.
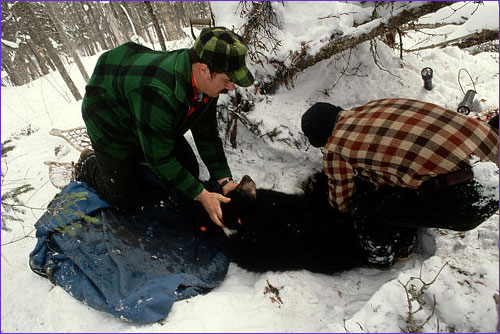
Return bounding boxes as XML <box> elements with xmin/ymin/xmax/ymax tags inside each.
<box><xmin>236</xmin><ymin>175</ymin><xmax>256</xmax><ymax>200</ymax></box>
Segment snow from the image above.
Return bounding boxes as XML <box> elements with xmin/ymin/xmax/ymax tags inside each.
<box><xmin>1</xmin><ymin>39</ymin><xmax>19</xmax><ymax>49</ymax></box>
<box><xmin>471</xmin><ymin>158</ymin><xmax>500</xmax><ymax>206</ymax></box>
<box><xmin>420</xmin><ymin>1</ymin><xmax>499</xmax><ymax>32</ymax></box>
<box><xmin>1</xmin><ymin>1</ymin><xmax>499</xmax><ymax>332</ymax></box>
<box><xmin>447</xmin><ymin>1</ymin><xmax>499</xmax><ymax>39</ymax></box>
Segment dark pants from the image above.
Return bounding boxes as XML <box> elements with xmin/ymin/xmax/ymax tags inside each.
<box><xmin>488</xmin><ymin>114</ymin><xmax>499</xmax><ymax>130</ymax></box>
<box><xmin>351</xmin><ymin>177</ymin><xmax>499</xmax><ymax>265</ymax></box>
<box><xmin>79</xmin><ymin>137</ymin><xmax>199</xmax><ymax>210</ymax></box>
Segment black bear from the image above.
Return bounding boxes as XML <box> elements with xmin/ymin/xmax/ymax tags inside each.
<box><xmin>216</xmin><ymin>173</ymin><xmax>365</xmax><ymax>273</ymax></box>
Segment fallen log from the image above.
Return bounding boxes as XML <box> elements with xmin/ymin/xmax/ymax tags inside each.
<box><xmin>262</xmin><ymin>1</ymin><xmax>455</xmax><ymax>92</ymax></box>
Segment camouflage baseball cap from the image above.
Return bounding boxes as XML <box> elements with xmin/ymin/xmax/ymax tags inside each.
<box><xmin>193</xmin><ymin>27</ymin><xmax>254</xmax><ymax>87</ymax></box>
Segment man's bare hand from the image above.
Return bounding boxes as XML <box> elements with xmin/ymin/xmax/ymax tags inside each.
<box><xmin>195</xmin><ymin>189</ymin><xmax>231</xmax><ymax>227</ymax></box>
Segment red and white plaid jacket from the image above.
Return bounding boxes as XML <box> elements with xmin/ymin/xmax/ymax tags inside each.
<box><xmin>323</xmin><ymin>98</ymin><xmax>499</xmax><ymax>212</ymax></box>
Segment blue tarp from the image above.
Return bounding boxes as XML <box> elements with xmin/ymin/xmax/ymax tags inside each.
<box><xmin>29</xmin><ymin>177</ymin><xmax>230</xmax><ymax>324</ymax></box>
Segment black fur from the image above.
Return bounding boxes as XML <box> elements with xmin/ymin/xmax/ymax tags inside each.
<box><xmin>219</xmin><ymin>173</ymin><xmax>364</xmax><ymax>273</ymax></box>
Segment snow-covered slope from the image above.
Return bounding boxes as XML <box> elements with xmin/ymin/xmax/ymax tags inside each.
<box><xmin>1</xmin><ymin>2</ymin><xmax>498</xmax><ymax>332</ymax></box>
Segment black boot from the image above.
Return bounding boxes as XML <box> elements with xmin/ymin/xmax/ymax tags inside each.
<box><xmin>73</xmin><ymin>149</ymin><xmax>95</xmax><ymax>182</ymax></box>
<box><xmin>351</xmin><ymin>192</ymin><xmax>396</xmax><ymax>270</ymax></box>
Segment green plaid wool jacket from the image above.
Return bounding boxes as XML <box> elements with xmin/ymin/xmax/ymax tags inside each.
<box><xmin>323</xmin><ymin>98</ymin><xmax>499</xmax><ymax>212</ymax></box>
<box><xmin>82</xmin><ymin>42</ymin><xmax>231</xmax><ymax>199</ymax></box>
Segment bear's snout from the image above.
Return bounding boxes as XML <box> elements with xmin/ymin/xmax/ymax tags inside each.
<box><xmin>237</xmin><ymin>175</ymin><xmax>256</xmax><ymax>200</ymax></box>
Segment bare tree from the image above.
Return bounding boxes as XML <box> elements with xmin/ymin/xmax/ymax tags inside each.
<box><xmin>83</xmin><ymin>2</ymin><xmax>109</xmax><ymax>51</ymax></box>
<box><xmin>44</xmin><ymin>2</ymin><xmax>90</xmax><ymax>83</ymax></box>
<box><xmin>2</xmin><ymin>1</ymin><xmax>55</xmax><ymax>84</ymax></box>
<box><xmin>121</xmin><ymin>2</ymin><xmax>147</xmax><ymax>42</ymax></box>
<box><xmin>131</xmin><ymin>2</ymin><xmax>156</xmax><ymax>46</ymax></box>
<box><xmin>103</xmin><ymin>2</ymin><xmax>127</xmax><ymax>46</ymax></box>
<box><xmin>17</xmin><ymin>2</ymin><xmax>82</xmax><ymax>100</ymax></box>
<box><xmin>95</xmin><ymin>1</ymin><xmax>120</xmax><ymax>48</ymax></box>
<box><xmin>144</xmin><ymin>1</ymin><xmax>167</xmax><ymax>50</ymax></box>
<box><xmin>160</xmin><ymin>2</ymin><xmax>180</xmax><ymax>41</ymax></box>
<box><xmin>68</xmin><ymin>3</ymin><xmax>95</xmax><ymax>56</ymax></box>
<box><xmin>1</xmin><ymin>1</ymin><xmax>215</xmax><ymax>86</ymax></box>
<box><xmin>1</xmin><ymin>42</ymin><xmax>31</xmax><ymax>86</ymax></box>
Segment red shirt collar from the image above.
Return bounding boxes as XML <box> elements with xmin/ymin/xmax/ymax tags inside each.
<box><xmin>189</xmin><ymin>73</ymin><xmax>209</xmax><ymax>116</ymax></box>
<box><xmin>191</xmin><ymin>73</ymin><xmax>203</xmax><ymax>102</ymax></box>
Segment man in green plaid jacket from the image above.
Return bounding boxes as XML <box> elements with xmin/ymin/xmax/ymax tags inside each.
<box><xmin>76</xmin><ymin>27</ymin><xmax>254</xmax><ymax>227</ymax></box>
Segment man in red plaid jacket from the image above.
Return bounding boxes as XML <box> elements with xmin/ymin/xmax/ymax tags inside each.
<box><xmin>302</xmin><ymin>98</ymin><xmax>499</xmax><ymax>269</ymax></box>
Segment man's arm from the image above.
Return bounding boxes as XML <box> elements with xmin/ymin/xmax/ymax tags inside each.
<box><xmin>130</xmin><ymin>87</ymin><xmax>235</xmax><ymax>227</ymax></box>
<box><xmin>129</xmin><ymin>87</ymin><xmax>204</xmax><ymax>199</ymax></box>
<box><xmin>190</xmin><ymin>99</ymin><xmax>232</xmax><ymax>181</ymax></box>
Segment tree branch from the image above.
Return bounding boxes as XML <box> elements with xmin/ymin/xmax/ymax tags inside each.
<box><xmin>263</xmin><ymin>1</ymin><xmax>455</xmax><ymax>92</ymax></box>
<box><xmin>405</xmin><ymin>29</ymin><xmax>499</xmax><ymax>52</ymax></box>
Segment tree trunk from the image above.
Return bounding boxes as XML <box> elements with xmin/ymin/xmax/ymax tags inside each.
<box><xmin>144</xmin><ymin>1</ymin><xmax>167</xmax><ymax>50</ymax></box>
<box><xmin>26</xmin><ymin>58</ymin><xmax>40</xmax><ymax>81</ymax></box>
<box><xmin>173</xmin><ymin>2</ymin><xmax>187</xmax><ymax>38</ymax></box>
<box><xmin>122</xmin><ymin>2</ymin><xmax>147</xmax><ymax>42</ymax></box>
<box><xmin>109</xmin><ymin>2</ymin><xmax>133</xmax><ymax>40</ymax></box>
<box><xmin>71</xmin><ymin>2</ymin><xmax>96</xmax><ymax>56</ymax></box>
<box><xmin>45</xmin><ymin>2</ymin><xmax>90</xmax><ymax>83</ymax></box>
<box><xmin>19</xmin><ymin>2</ymin><xmax>82</xmax><ymax>100</ymax></box>
<box><xmin>85</xmin><ymin>2</ymin><xmax>109</xmax><ymax>51</ymax></box>
<box><xmin>9</xmin><ymin>2</ymin><xmax>54</xmax><ymax>81</ymax></box>
<box><xmin>103</xmin><ymin>2</ymin><xmax>127</xmax><ymax>46</ymax></box>
<box><xmin>95</xmin><ymin>1</ymin><xmax>117</xmax><ymax>48</ymax></box>
<box><xmin>1</xmin><ymin>45</ymin><xmax>29</xmax><ymax>86</ymax></box>
<box><xmin>25</xmin><ymin>37</ymin><xmax>52</xmax><ymax>75</ymax></box>
<box><xmin>134</xmin><ymin>2</ymin><xmax>155</xmax><ymax>46</ymax></box>
<box><xmin>162</xmin><ymin>3</ymin><xmax>177</xmax><ymax>41</ymax></box>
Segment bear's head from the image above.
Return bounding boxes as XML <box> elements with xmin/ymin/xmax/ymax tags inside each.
<box><xmin>221</xmin><ymin>175</ymin><xmax>258</xmax><ymax>230</ymax></box>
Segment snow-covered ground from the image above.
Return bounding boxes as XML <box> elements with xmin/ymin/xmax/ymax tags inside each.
<box><xmin>1</xmin><ymin>2</ymin><xmax>498</xmax><ymax>332</ymax></box>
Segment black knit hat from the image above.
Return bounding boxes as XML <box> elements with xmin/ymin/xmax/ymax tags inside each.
<box><xmin>301</xmin><ymin>102</ymin><xmax>343</xmax><ymax>147</ymax></box>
